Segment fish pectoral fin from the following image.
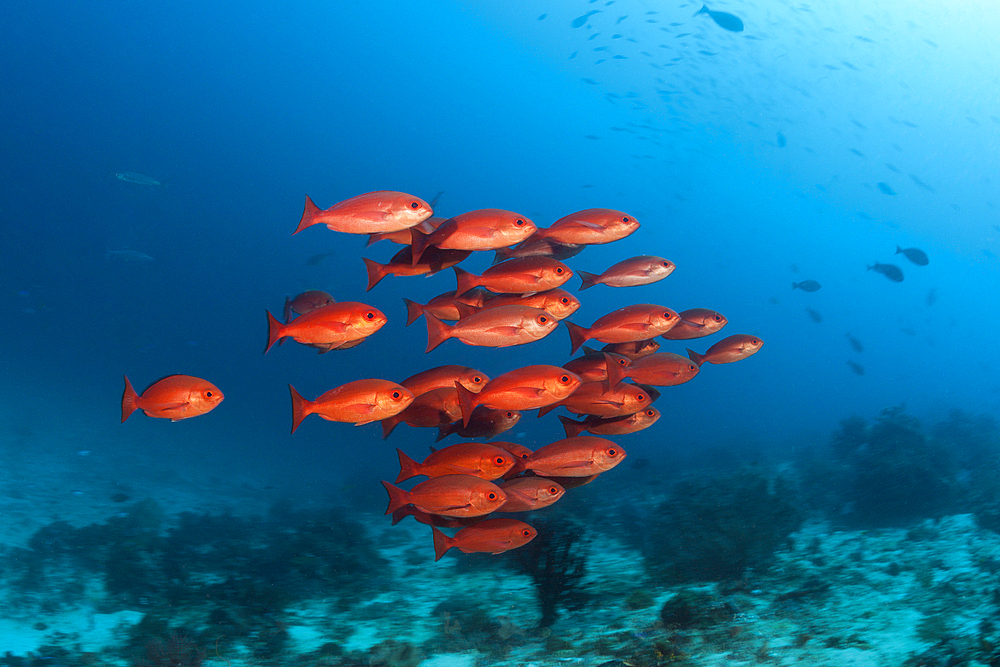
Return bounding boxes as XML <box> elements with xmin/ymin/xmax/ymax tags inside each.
<box><xmin>572</xmin><ymin>219</ymin><xmax>606</xmax><ymax>230</ymax></box>
<box><xmin>158</xmin><ymin>402</ymin><xmax>189</xmax><ymax>413</ymax></box>
<box><xmin>483</xmin><ymin>326</ymin><xmax>525</xmax><ymax>336</ymax></box>
<box><xmin>593</xmin><ymin>399</ymin><xmax>625</xmax><ymax>408</ymax></box>
<box><xmin>618</xmin><ymin>323</ymin><xmax>653</xmax><ymax>332</ymax></box>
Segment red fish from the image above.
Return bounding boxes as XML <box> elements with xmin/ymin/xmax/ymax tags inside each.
<box><xmin>661</xmin><ymin>308</ymin><xmax>728</xmax><ymax>340</ymax></box>
<box><xmin>436</xmin><ymin>406</ymin><xmax>521</xmax><ymax>441</ymax></box>
<box><xmin>538</xmin><ymin>381</ymin><xmax>652</xmax><ymax>418</ymax></box>
<box><xmin>363</xmin><ymin>246</ymin><xmax>471</xmax><ymax>291</ymax></box>
<box><xmin>493</xmin><ymin>238</ymin><xmax>585</xmax><ymax>264</ymax></box>
<box><xmin>431</xmin><ymin>518</ymin><xmax>536</xmax><ymax>560</ymax></box>
<box><xmin>424</xmin><ymin>306</ymin><xmax>558</xmax><ymax>353</ymax></box>
<box><xmin>121</xmin><ymin>375</ymin><xmax>223</xmax><ymax>423</ymax></box>
<box><xmin>529</xmin><ymin>208</ymin><xmax>639</xmax><ymax>245</ymax></box>
<box><xmin>559</xmin><ymin>408</ymin><xmax>660</xmax><ymax>437</ymax></box>
<box><xmin>410</xmin><ymin>209</ymin><xmax>537</xmax><ymax>266</ymax></box>
<box><xmin>477</xmin><ymin>289</ymin><xmax>581</xmax><ymax>321</ymax></box>
<box><xmin>455</xmin><ymin>365</ymin><xmax>582</xmax><ymax>427</ymax></box>
<box><xmin>395</xmin><ymin>442</ymin><xmax>514</xmax><ymax>483</ymax></box>
<box><xmin>401</xmin><ymin>365</ymin><xmax>489</xmax><ymax>397</ymax></box>
<box><xmin>563</xmin><ymin>349</ymin><xmax>630</xmax><ymax>390</ymax></box>
<box><xmin>283</xmin><ymin>290</ymin><xmax>335</xmax><ymax>323</ymax></box>
<box><xmin>381</xmin><ymin>387</ymin><xmax>462</xmax><ymax>439</ymax></box>
<box><xmin>497</xmin><ymin>477</ymin><xmax>565</xmax><ymax>512</ymax></box>
<box><xmin>625</xmin><ymin>352</ymin><xmax>701</xmax><ymax>386</ymax></box>
<box><xmin>687</xmin><ymin>334</ymin><xmax>764</xmax><ymax>365</ymax></box>
<box><xmin>294</xmin><ymin>191</ymin><xmax>432</xmax><ymax>235</ymax></box>
<box><xmin>524</xmin><ymin>436</ymin><xmax>627</xmax><ymax>477</ymax></box>
<box><xmin>403</xmin><ymin>289</ymin><xmax>488</xmax><ymax>326</ymax></box>
<box><xmin>382</xmin><ymin>474</ymin><xmax>507</xmax><ymax>517</ymax></box>
<box><xmin>289</xmin><ymin>380</ymin><xmax>414</xmax><ymax>431</ymax></box>
<box><xmin>265</xmin><ymin>302</ymin><xmax>386</xmax><ymax>354</ymax></box>
<box><xmin>493</xmin><ymin>440</ymin><xmax>534</xmax><ymax>478</ymax></box>
<box><xmin>578</xmin><ymin>256</ymin><xmax>676</xmax><ymax>290</ymax></box>
<box><xmin>367</xmin><ymin>216</ymin><xmax>446</xmax><ymax>246</ymax></box>
<box><xmin>601</xmin><ymin>339</ymin><xmax>660</xmax><ymax>360</ymax></box>
<box><xmin>565</xmin><ymin>304</ymin><xmax>680</xmax><ymax>354</ymax></box>
<box><xmin>454</xmin><ymin>257</ymin><xmax>573</xmax><ymax>296</ymax></box>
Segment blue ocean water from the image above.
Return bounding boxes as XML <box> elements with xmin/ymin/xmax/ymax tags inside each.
<box><xmin>1</xmin><ymin>0</ymin><xmax>999</xmax><ymax>663</ymax></box>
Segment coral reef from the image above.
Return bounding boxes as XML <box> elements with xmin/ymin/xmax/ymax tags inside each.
<box><xmin>511</xmin><ymin>516</ymin><xmax>590</xmax><ymax>628</ymax></box>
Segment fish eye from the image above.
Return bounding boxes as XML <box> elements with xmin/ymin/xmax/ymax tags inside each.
<box><xmin>522</xmin><ymin>529</ymin><xmax>532</xmax><ymax>537</ymax></box>
<box><xmin>391</xmin><ymin>391</ymin><xmax>401</xmax><ymax>399</ymax></box>
<box><xmin>515</xmin><ymin>219</ymin><xmax>526</xmax><ymax>226</ymax></box>
<box><xmin>494</xmin><ymin>456</ymin><xmax>506</xmax><ymax>466</ymax></box>
<box><xmin>752</xmin><ymin>338</ymin><xmax>761</xmax><ymax>344</ymax></box>
<box><xmin>549</xmin><ymin>486</ymin><xmax>559</xmax><ymax>494</ymax></box>
<box><xmin>365</xmin><ymin>311</ymin><xmax>376</xmax><ymax>319</ymax></box>
<box><xmin>663</xmin><ymin>312</ymin><xmax>672</xmax><ymax>318</ymax></box>
<box><xmin>205</xmin><ymin>391</ymin><xmax>213</xmax><ymax>398</ymax></box>
<box><xmin>538</xmin><ymin>315</ymin><xmax>548</xmax><ymax>323</ymax></box>
<box><xmin>714</xmin><ymin>315</ymin><xmax>722</xmax><ymax>321</ymax></box>
<box><xmin>689</xmin><ymin>365</ymin><xmax>697</xmax><ymax>371</ymax></box>
<box><xmin>473</xmin><ymin>375</ymin><xmax>483</xmax><ymax>383</ymax></box>
<box><xmin>621</xmin><ymin>216</ymin><xmax>630</xmax><ymax>222</ymax></box>
<box><xmin>608</xmin><ymin>448</ymin><xmax>618</xmax><ymax>456</ymax></box>
<box><xmin>409</xmin><ymin>201</ymin><xmax>420</xmax><ymax>209</ymax></box>
<box><xmin>618</xmin><ymin>358</ymin><xmax>628</xmax><ymax>366</ymax></box>
<box><xmin>637</xmin><ymin>394</ymin><xmax>645</xmax><ymax>401</ymax></box>
<box><xmin>646</xmin><ymin>409</ymin><xmax>655</xmax><ymax>416</ymax></box>
<box><xmin>555</xmin><ymin>267</ymin><xmax>565</xmax><ymax>274</ymax></box>
<box><xmin>559</xmin><ymin>375</ymin><xmax>571</xmax><ymax>383</ymax></box>
<box><xmin>488</xmin><ymin>492</ymin><xmax>498</xmax><ymax>501</ymax></box>
<box><xmin>507</xmin><ymin>411</ymin><xmax>516</xmax><ymax>419</ymax></box>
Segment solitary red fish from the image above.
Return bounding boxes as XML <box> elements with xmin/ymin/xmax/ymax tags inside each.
<box><xmin>410</xmin><ymin>209</ymin><xmax>537</xmax><ymax>266</ymax></box>
<box><xmin>529</xmin><ymin>208</ymin><xmax>639</xmax><ymax>245</ymax></box>
<box><xmin>424</xmin><ymin>306</ymin><xmax>558</xmax><ymax>353</ymax></box>
<box><xmin>382</xmin><ymin>474</ymin><xmax>507</xmax><ymax>517</ymax></box>
<box><xmin>454</xmin><ymin>257</ymin><xmax>573</xmax><ymax>296</ymax></box>
<box><xmin>121</xmin><ymin>375</ymin><xmax>223</xmax><ymax>423</ymax></box>
<box><xmin>455</xmin><ymin>365</ymin><xmax>582</xmax><ymax>426</ymax></box>
<box><xmin>395</xmin><ymin>442</ymin><xmax>514</xmax><ymax>483</ymax></box>
<box><xmin>565</xmin><ymin>304</ymin><xmax>680</xmax><ymax>354</ymax></box>
<box><xmin>661</xmin><ymin>308</ymin><xmax>728</xmax><ymax>340</ymax></box>
<box><xmin>687</xmin><ymin>334</ymin><xmax>764</xmax><ymax>365</ymax></box>
<box><xmin>294</xmin><ymin>191</ymin><xmax>432</xmax><ymax>235</ymax></box>
<box><xmin>524</xmin><ymin>436</ymin><xmax>627</xmax><ymax>477</ymax></box>
<box><xmin>578</xmin><ymin>256</ymin><xmax>675</xmax><ymax>290</ymax></box>
<box><xmin>431</xmin><ymin>518</ymin><xmax>536</xmax><ymax>560</ymax></box>
<box><xmin>265</xmin><ymin>302</ymin><xmax>386</xmax><ymax>354</ymax></box>
<box><xmin>289</xmin><ymin>380</ymin><xmax>414</xmax><ymax>431</ymax></box>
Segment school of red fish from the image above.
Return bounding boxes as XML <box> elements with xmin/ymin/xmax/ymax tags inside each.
<box><xmin>121</xmin><ymin>190</ymin><xmax>762</xmax><ymax>561</ymax></box>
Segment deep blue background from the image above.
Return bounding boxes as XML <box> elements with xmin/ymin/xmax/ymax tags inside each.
<box><xmin>1</xmin><ymin>0</ymin><xmax>997</xmax><ymax>502</ymax></box>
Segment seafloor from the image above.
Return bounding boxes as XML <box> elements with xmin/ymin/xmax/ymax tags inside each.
<box><xmin>2</xmin><ymin>418</ymin><xmax>999</xmax><ymax>667</ymax></box>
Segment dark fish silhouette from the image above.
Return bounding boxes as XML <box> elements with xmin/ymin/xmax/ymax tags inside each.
<box><xmin>792</xmin><ymin>280</ymin><xmax>821</xmax><ymax>292</ymax></box>
<box><xmin>895</xmin><ymin>246</ymin><xmax>929</xmax><ymax>266</ymax></box>
<box><xmin>805</xmin><ymin>307</ymin><xmax>823</xmax><ymax>323</ymax></box>
<box><xmin>846</xmin><ymin>360</ymin><xmax>865</xmax><ymax>376</ymax></box>
<box><xmin>877</xmin><ymin>182</ymin><xmax>896</xmax><ymax>195</ymax></box>
<box><xmin>695</xmin><ymin>4</ymin><xmax>744</xmax><ymax>31</ymax></box>
<box><xmin>926</xmin><ymin>288</ymin><xmax>937</xmax><ymax>306</ymax></box>
<box><xmin>776</xmin><ymin>131</ymin><xmax>787</xmax><ymax>148</ymax></box>
<box><xmin>868</xmin><ymin>262</ymin><xmax>904</xmax><ymax>282</ymax></box>
<box><xmin>845</xmin><ymin>333</ymin><xmax>864</xmax><ymax>353</ymax></box>
<box><xmin>572</xmin><ymin>10</ymin><xmax>601</xmax><ymax>28</ymax></box>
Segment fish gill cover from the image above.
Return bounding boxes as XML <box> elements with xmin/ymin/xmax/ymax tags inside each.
<box><xmin>0</xmin><ymin>0</ymin><xmax>998</xmax><ymax>664</ymax></box>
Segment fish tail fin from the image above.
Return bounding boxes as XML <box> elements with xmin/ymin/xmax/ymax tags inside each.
<box><xmin>791</xmin><ymin>282</ymin><xmax>798</xmax><ymax>290</ymax></box>
<box><xmin>435</xmin><ymin>423</ymin><xmax>454</xmax><ymax>442</ymax></box>
<box><xmin>391</xmin><ymin>505</ymin><xmax>414</xmax><ymax>526</ymax></box>
<box><xmin>395</xmin><ymin>448</ymin><xmax>421</xmax><ymax>483</ymax></box>
<box><xmin>558</xmin><ymin>415</ymin><xmax>583</xmax><ymax>438</ymax></box>
<box><xmin>121</xmin><ymin>375</ymin><xmax>139</xmax><ymax>423</ymax></box>
<box><xmin>382</xmin><ymin>480</ymin><xmax>409</xmax><ymax>515</ymax></box>
<box><xmin>453</xmin><ymin>267</ymin><xmax>478</xmax><ymax>295</ymax></box>
<box><xmin>686</xmin><ymin>348</ymin><xmax>706</xmax><ymax>366</ymax></box>
<box><xmin>294</xmin><ymin>195</ymin><xmax>322</xmax><ymax>234</ymax></box>
<box><xmin>564</xmin><ymin>321</ymin><xmax>589</xmax><ymax>354</ymax></box>
<box><xmin>538</xmin><ymin>402</ymin><xmax>559</xmax><ymax>418</ymax></box>
<box><xmin>492</xmin><ymin>247</ymin><xmax>514</xmax><ymax>265</ymax></box>
<box><xmin>403</xmin><ymin>298</ymin><xmax>425</xmax><ymax>326</ymax></box>
<box><xmin>455</xmin><ymin>381</ymin><xmax>478</xmax><ymax>428</ymax></box>
<box><xmin>696</xmin><ymin>4</ymin><xmax>709</xmax><ymax>14</ymax></box>
<box><xmin>363</xmin><ymin>257</ymin><xmax>388</xmax><ymax>291</ymax></box>
<box><xmin>895</xmin><ymin>246</ymin><xmax>903</xmax><ymax>254</ymax></box>
<box><xmin>283</xmin><ymin>296</ymin><xmax>293</xmax><ymax>324</ymax></box>
<box><xmin>265</xmin><ymin>310</ymin><xmax>285</xmax><ymax>354</ymax></box>
<box><xmin>604</xmin><ymin>351</ymin><xmax>627</xmax><ymax>389</ymax></box>
<box><xmin>288</xmin><ymin>384</ymin><xmax>312</xmax><ymax>434</ymax></box>
<box><xmin>578</xmin><ymin>270</ymin><xmax>600</xmax><ymax>291</ymax></box>
<box><xmin>424</xmin><ymin>312</ymin><xmax>452</xmax><ymax>353</ymax></box>
<box><xmin>381</xmin><ymin>415</ymin><xmax>402</xmax><ymax>440</ymax></box>
<box><xmin>432</xmin><ymin>526</ymin><xmax>453</xmax><ymax>561</ymax></box>
<box><xmin>409</xmin><ymin>226</ymin><xmax>430</xmax><ymax>267</ymax></box>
